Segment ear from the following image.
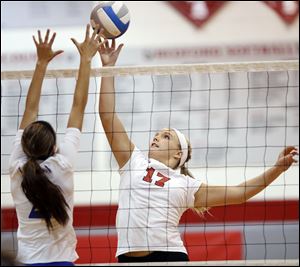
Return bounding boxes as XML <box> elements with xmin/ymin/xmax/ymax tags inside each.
<box><xmin>174</xmin><ymin>150</ymin><xmax>182</xmax><ymax>160</ymax></box>
<box><xmin>52</xmin><ymin>145</ymin><xmax>58</xmax><ymax>155</ymax></box>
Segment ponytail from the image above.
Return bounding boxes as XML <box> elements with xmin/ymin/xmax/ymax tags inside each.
<box><xmin>21</xmin><ymin>158</ymin><xmax>69</xmax><ymax>231</ymax></box>
<box><xmin>21</xmin><ymin>121</ymin><xmax>69</xmax><ymax>231</ymax></box>
<box><xmin>180</xmin><ymin>165</ymin><xmax>194</xmax><ymax>178</ymax></box>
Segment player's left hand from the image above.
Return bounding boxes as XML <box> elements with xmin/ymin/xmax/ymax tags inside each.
<box><xmin>98</xmin><ymin>38</ymin><xmax>124</xmax><ymax>67</ymax></box>
<box><xmin>274</xmin><ymin>146</ymin><xmax>298</xmax><ymax>172</ymax></box>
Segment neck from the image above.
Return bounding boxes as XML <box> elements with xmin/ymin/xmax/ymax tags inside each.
<box><xmin>149</xmin><ymin>153</ymin><xmax>178</xmax><ymax>170</ymax></box>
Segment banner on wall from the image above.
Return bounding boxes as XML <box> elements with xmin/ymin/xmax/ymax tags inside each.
<box><xmin>263</xmin><ymin>1</ymin><xmax>299</xmax><ymax>25</ymax></box>
<box><xmin>168</xmin><ymin>1</ymin><xmax>299</xmax><ymax>28</ymax></box>
<box><xmin>167</xmin><ymin>1</ymin><xmax>227</xmax><ymax>28</ymax></box>
<box><xmin>1</xmin><ymin>41</ymin><xmax>299</xmax><ymax>70</ymax></box>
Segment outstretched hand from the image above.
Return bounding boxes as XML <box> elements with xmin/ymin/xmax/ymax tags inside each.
<box><xmin>98</xmin><ymin>38</ymin><xmax>124</xmax><ymax>67</ymax></box>
<box><xmin>274</xmin><ymin>146</ymin><xmax>298</xmax><ymax>172</ymax></box>
<box><xmin>33</xmin><ymin>29</ymin><xmax>63</xmax><ymax>64</ymax></box>
<box><xmin>71</xmin><ymin>24</ymin><xmax>105</xmax><ymax>62</ymax></box>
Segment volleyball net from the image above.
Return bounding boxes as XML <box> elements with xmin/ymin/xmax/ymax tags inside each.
<box><xmin>1</xmin><ymin>60</ymin><xmax>299</xmax><ymax>265</ymax></box>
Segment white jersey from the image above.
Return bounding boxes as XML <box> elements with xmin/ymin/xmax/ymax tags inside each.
<box><xmin>116</xmin><ymin>147</ymin><xmax>202</xmax><ymax>257</ymax></box>
<box><xmin>9</xmin><ymin>128</ymin><xmax>81</xmax><ymax>264</ymax></box>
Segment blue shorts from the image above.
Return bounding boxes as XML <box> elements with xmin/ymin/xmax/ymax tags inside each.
<box><xmin>26</xmin><ymin>262</ymin><xmax>74</xmax><ymax>266</ymax></box>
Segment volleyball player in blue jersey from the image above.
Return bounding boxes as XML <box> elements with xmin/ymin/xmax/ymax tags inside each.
<box><xmin>97</xmin><ymin>39</ymin><xmax>298</xmax><ymax>262</ymax></box>
<box><xmin>9</xmin><ymin>25</ymin><xmax>104</xmax><ymax>266</ymax></box>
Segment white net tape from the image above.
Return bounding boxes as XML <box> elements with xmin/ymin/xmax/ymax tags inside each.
<box><xmin>1</xmin><ymin>60</ymin><xmax>299</xmax><ymax>80</ymax></box>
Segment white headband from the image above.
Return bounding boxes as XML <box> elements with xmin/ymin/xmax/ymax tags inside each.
<box><xmin>173</xmin><ymin>128</ymin><xmax>188</xmax><ymax>168</ymax></box>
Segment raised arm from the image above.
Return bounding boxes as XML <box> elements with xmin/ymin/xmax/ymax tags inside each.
<box><xmin>194</xmin><ymin>146</ymin><xmax>298</xmax><ymax>208</ymax></box>
<box><xmin>98</xmin><ymin>39</ymin><xmax>134</xmax><ymax>169</ymax></box>
<box><xmin>19</xmin><ymin>29</ymin><xmax>63</xmax><ymax>129</ymax></box>
<box><xmin>67</xmin><ymin>25</ymin><xmax>103</xmax><ymax>130</ymax></box>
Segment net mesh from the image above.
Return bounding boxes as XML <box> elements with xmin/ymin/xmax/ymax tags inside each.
<box><xmin>1</xmin><ymin>60</ymin><xmax>299</xmax><ymax>265</ymax></box>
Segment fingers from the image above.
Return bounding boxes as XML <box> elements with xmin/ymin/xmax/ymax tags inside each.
<box><xmin>33</xmin><ymin>35</ymin><xmax>38</xmax><ymax>46</ymax></box>
<box><xmin>290</xmin><ymin>149</ymin><xmax>298</xmax><ymax>155</ymax></box>
<box><xmin>104</xmin><ymin>39</ymin><xmax>110</xmax><ymax>49</ymax></box>
<box><xmin>111</xmin><ymin>38</ymin><xmax>116</xmax><ymax>50</ymax></box>
<box><xmin>49</xmin><ymin>50</ymin><xmax>64</xmax><ymax>61</ymax></box>
<box><xmin>49</xmin><ymin>32</ymin><xmax>57</xmax><ymax>46</ymax></box>
<box><xmin>284</xmin><ymin>147</ymin><xmax>298</xmax><ymax>160</ymax></box>
<box><xmin>38</xmin><ymin>30</ymin><xmax>42</xmax><ymax>43</ymax></box>
<box><xmin>44</xmin><ymin>29</ymin><xmax>50</xmax><ymax>43</ymax></box>
<box><xmin>53</xmin><ymin>50</ymin><xmax>64</xmax><ymax>57</ymax></box>
<box><xmin>286</xmin><ymin>154</ymin><xmax>298</xmax><ymax>164</ymax></box>
<box><xmin>103</xmin><ymin>39</ymin><xmax>109</xmax><ymax>48</ymax></box>
<box><xmin>283</xmin><ymin>146</ymin><xmax>297</xmax><ymax>155</ymax></box>
<box><xmin>91</xmin><ymin>24</ymin><xmax>100</xmax><ymax>40</ymax></box>
<box><xmin>290</xmin><ymin>148</ymin><xmax>299</xmax><ymax>163</ymax></box>
<box><xmin>276</xmin><ymin>146</ymin><xmax>298</xmax><ymax>170</ymax></box>
<box><xmin>71</xmin><ymin>38</ymin><xmax>80</xmax><ymax>49</ymax></box>
<box><xmin>279</xmin><ymin>146</ymin><xmax>296</xmax><ymax>159</ymax></box>
<box><xmin>97</xmin><ymin>28</ymin><xmax>105</xmax><ymax>42</ymax></box>
<box><xmin>35</xmin><ymin>29</ymin><xmax>56</xmax><ymax>45</ymax></box>
<box><xmin>283</xmin><ymin>147</ymin><xmax>298</xmax><ymax>164</ymax></box>
<box><xmin>98</xmin><ymin>39</ymin><xmax>109</xmax><ymax>53</ymax></box>
<box><xmin>116</xmin><ymin>43</ymin><xmax>124</xmax><ymax>54</ymax></box>
<box><xmin>85</xmin><ymin>24</ymin><xmax>90</xmax><ymax>41</ymax></box>
<box><xmin>97</xmin><ymin>29</ymin><xmax>106</xmax><ymax>47</ymax></box>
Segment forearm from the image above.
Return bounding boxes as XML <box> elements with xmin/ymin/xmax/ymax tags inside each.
<box><xmin>72</xmin><ymin>58</ymin><xmax>91</xmax><ymax>110</ymax></box>
<box><xmin>24</xmin><ymin>61</ymin><xmax>48</xmax><ymax>112</ymax></box>
<box><xmin>67</xmin><ymin>59</ymin><xmax>91</xmax><ymax>130</ymax></box>
<box><xmin>99</xmin><ymin>76</ymin><xmax>115</xmax><ymax>118</ymax></box>
<box><xmin>196</xmin><ymin>148</ymin><xmax>297</xmax><ymax>208</ymax></box>
<box><xmin>238</xmin><ymin>166</ymin><xmax>283</xmax><ymax>202</ymax></box>
<box><xmin>98</xmin><ymin>75</ymin><xmax>134</xmax><ymax>169</ymax></box>
<box><xmin>19</xmin><ymin>61</ymin><xmax>48</xmax><ymax>129</ymax></box>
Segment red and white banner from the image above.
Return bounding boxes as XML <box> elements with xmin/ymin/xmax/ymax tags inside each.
<box><xmin>263</xmin><ymin>1</ymin><xmax>299</xmax><ymax>24</ymax></box>
<box><xmin>167</xmin><ymin>1</ymin><xmax>227</xmax><ymax>28</ymax></box>
<box><xmin>168</xmin><ymin>1</ymin><xmax>299</xmax><ymax>27</ymax></box>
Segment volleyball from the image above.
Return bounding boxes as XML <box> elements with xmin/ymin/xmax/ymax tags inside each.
<box><xmin>90</xmin><ymin>1</ymin><xmax>130</xmax><ymax>39</ymax></box>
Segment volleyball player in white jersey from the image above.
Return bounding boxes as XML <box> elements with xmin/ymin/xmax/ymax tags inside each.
<box><xmin>97</xmin><ymin>40</ymin><xmax>298</xmax><ymax>262</ymax></box>
<box><xmin>9</xmin><ymin>25</ymin><xmax>104</xmax><ymax>266</ymax></box>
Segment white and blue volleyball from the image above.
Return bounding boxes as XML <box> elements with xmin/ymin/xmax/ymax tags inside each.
<box><xmin>90</xmin><ymin>1</ymin><xmax>130</xmax><ymax>39</ymax></box>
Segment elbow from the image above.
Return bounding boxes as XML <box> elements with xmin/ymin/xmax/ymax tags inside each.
<box><xmin>24</xmin><ymin>107</ymin><xmax>38</xmax><ymax>118</ymax></box>
<box><xmin>99</xmin><ymin>111</ymin><xmax>108</xmax><ymax>120</ymax></box>
<box><xmin>234</xmin><ymin>198</ymin><xmax>246</xmax><ymax>205</ymax></box>
<box><xmin>72</xmin><ymin>101</ymin><xmax>87</xmax><ymax>112</ymax></box>
<box><xmin>228</xmin><ymin>186</ymin><xmax>249</xmax><ymax>205</ymax></box>
<box><xmin>231</xmin><ymin>194</ymin><xmax>248</xmax><ymax>205</ymax></box>
<box><xmin>71</xmin><ymin>102</ymin><xmax>86</xmax><ymax>116</ymax></box>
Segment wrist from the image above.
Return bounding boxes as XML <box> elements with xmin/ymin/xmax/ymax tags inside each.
<box><xmin>102</xmin><ymin>63</ymin><xmax>115</xmax><ymax>67</ymax></box>
<box><xmin>80</xmin><ymin>57</ymin><xmax>92</xmax><ymax>64</ymax></box>
<box><xmin>272</xmin><ymin>165</ymin><xmax>285</xmax><ymax>174</ymax></box>
<box><xmin>36</xmin><ymin>60</ymin><xmax>49</xmax><ymax>67</ymax></box>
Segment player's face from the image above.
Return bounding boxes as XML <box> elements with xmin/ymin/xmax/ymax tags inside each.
<box><xmin>148</xmin><ymin>128</ymin><xmax>181</xmax><ymax>163</ymax></box>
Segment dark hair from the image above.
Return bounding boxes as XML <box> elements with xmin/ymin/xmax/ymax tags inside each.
<box><xmin>21</xmin><ymin>121</ymin><xmax>69</xmax><ymax>231</ymax></box>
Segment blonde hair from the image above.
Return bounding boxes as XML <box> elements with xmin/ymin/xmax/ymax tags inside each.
<box><xmin>178</xmin><ymin>137</ymin><xmax>210</xmax><ymax>216</ymax></box>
